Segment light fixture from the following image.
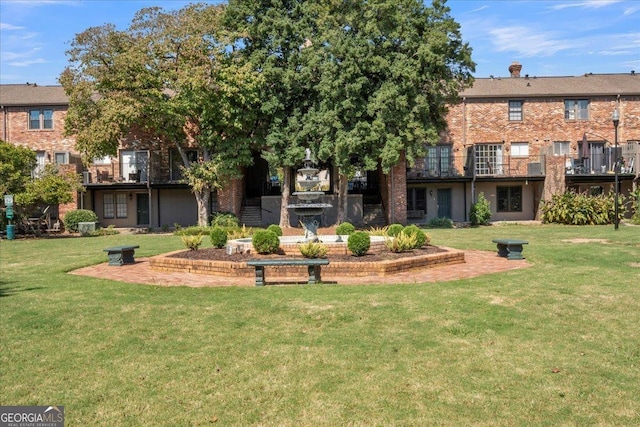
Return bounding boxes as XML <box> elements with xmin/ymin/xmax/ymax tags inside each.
<box><xmin>129</xmin><ymin>193</ymin><xmax>133</xmax><ymax>201</ymax></box>
<box><xmin>612</xmin><ymin>108</ymin><xmax>620</xmax><ymax>230</ymax></box>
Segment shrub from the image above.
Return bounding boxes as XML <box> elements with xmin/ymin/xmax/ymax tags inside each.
<box><xmin>367</xmin><ymin>226</ymin><xmax>389</xmax><ymax>236</ymax></box>
<box><xmin>175</xmin><ymin>225</ymin><xmax>210</xmax><ymax>236</ymax></box>
<box><xmin>228</xmin><ymin>225</ymin><xmax>252</xmax><ymax>239</ymax></box>
<box><xmin>252</xmin><ymin>230</ymin><xmax>280</xmax><ymax>254</ymax></box>
<box><xmin>470</xmin><ymin>192</ymin><xmax>492</xmax><ymax>225</ymax></box>
<box><xmin>336</xmin><ymin>222</ymin><xmax>355</xmax><ymax>236</ymax></box>
<box><xmin>266</xmin><ymin>224</ymin><xmax>283</xmax><ymax>236</ymax></box>
<box><xmin>403</xmin><ymin>224</ymin><xmax>429</xmax><ymax>248</ymax></box>
<box><xmin>209</xmin><ymin>226</ymin><xmax>228</xmax><ymax>248</ymax></box>
<box><xmin>96</xmin><ymin>224</ymin><xmax>119</xmax><ymax>236</ymax></box>
<box><xmin>427</xmin><ymin>217</ymin><xmax>454</xmax><ymax>229</ymax></box>
<box><xmin>347</xmin><ymin>231</ymin><xmax>370</xmax><ymax>257</ymax></box>
<box><xmin>299</xmin><ymin>241</ymin><xmax>328</xmax><ymax>258</ymax></box>
<box><xmin>387</xmin><ymin>223</ymin><xmax>404</xmax><ymax>237</ymax></box>
<box><xmin>631</xmin><ymin>188</ymin><xmax>640</xmax><ymax>225</ymax></box>
<box><xmin>63</xmin><ymin>209</ymin><xmax>98</xmax><ymax>233</ymax></box>
<box><xmin>211</xmin><ymin>212</ymin><xmax>239</xmax><ymax>228</ymax></box>
<box><xmin>385</xmin><ymin>231</ymin><xmax>417</xmax><ymax>253</ymax></box>
<box><xmin>541</xmin><ymin>191</ymin><xmax>626</xmax><ymax>225</ymax></box>
<box><xmin>182</xmin><ymin>234</ymin><xmax>203</xmax><ymax>250</ymax></box>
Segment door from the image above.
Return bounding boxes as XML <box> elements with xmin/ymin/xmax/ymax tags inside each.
<box><xmin>437</xmin><ymin>189</ymin><xmax>452</xmax><ymax>219</ymax></box>
<box><xmin>136</xmin><ymin>193</ymin><xmax>150</xmax><ymax>225</ymax></box>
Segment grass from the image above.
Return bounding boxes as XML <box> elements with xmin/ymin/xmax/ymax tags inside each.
<box><xmin>1</xmin><ymin>224</ymin><xmax>639</xmax><ymax>426</ymax></box>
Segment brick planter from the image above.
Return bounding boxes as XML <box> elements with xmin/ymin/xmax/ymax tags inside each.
<box><xmin>149</xmin><ymin>247</ymin><xmax>465</xmax><ymax>280</ymax></box>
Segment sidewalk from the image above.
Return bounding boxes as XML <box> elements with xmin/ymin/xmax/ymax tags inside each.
<box><xmin>70</xmin><ymin>249</ymin><xmax>531</xmax><ymax>288</ymax></box>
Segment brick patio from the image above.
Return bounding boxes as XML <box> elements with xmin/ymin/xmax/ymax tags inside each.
<box><xmin>70</xmin><ymin>248</ymin><xmax>530</xmax><ymax>287</ymax></box>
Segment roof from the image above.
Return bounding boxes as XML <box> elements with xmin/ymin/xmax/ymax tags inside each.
<box><xmin>460</xmin><ymin>73</ymin><xmax>640</xmax><ymax>99</ymax></box>
<box><xmin>0</xmin><ymin>84</ymin><xmax>68</xmax><ymax>106</ymax></box>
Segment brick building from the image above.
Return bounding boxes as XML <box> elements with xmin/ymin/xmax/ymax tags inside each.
<box><xmin>406</xmin><ymin>64</ymin><xmax>639</xmax><ymax>223</ymax></box>
<box><xmin>2</xmin><ymin>65</ymin><xmax>639</xmax><ymax>229</ymax></box>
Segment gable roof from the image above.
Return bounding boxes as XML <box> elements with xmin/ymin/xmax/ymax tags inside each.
<box><xmin>460</xmin><ymin>73</ymin><xmax>640</xmax><ymax>99</ymax></box>
<box><xmin>0</xmin><ymin>84</ymin><xmax>68</xmax><ymax>106</ymax></box>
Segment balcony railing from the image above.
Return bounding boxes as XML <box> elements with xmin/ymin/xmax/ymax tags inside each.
<box><xmin>475</xmin><ymin>154</ymin><xmax>546</xmax><ymax>177</ymax></box>
<box><xmin>84</xmin><ymin>162</ymin><xmax>150</xmax><ymax>184</ymax></box>
<box><xmin>564</xmin><ymin>147</ymin><xmax>636</xmax><ymax>175</ymax></box>
<box><xmin>407</xmin><ymin>154</ymin><xmax>546</xmax><ymax>179</ymax></box>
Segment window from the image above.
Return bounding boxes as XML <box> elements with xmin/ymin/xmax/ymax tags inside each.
<box><xmin>406</xmin><ymin>188</ymin><xmax>427</xmax><ymax>212</ymax></box>
<box><xmin>475</xmin><ymin>144</ymin><xmax>504</xmax><ymax>175</ymax></box>
<box><xmin>564</xmin><ymin>100</ymin><xmax>589</xmax><ymax>120</ymax></box>
<box><xmin>28</xmin><ymin>109</ymin><xmax>53</xmax><ymax>129</ymax></box>
<box><xmin>104</xmin><ymin>194</ymin><xmax>115</xmax><ymax>219</ymax></box>
<box><xmin>554</xmin><ymin>141</ymin><xmax>570</xmax><ymax>156</ymax></box>
<box><xmin>509</xmin><ymin>101</ymin><xmax>523</xmax><ymax>121</ymax></box>
<box><xmin>93</xmin><ymin>155</ymin><xmax>112</xmax><ymax>165</ymax></box>
<box><xmin>510</xmin><ymin>142</ymin><xmax>529</xmax><ymax>157</ymax></box>
<box><xmin>103</xmin><ymin>193</ymin><xmax>128</xmax><ymax>219</ymax></box>
<box><xmin>116</xmin><ymin>193</ymin><xmax>128</xmax><ymax>218</ymax></box>
<box><xmin>54</xmin><ymin>152</ymin><xmax>69</xmax><ymax>164</ymax></box>
<box><xmin>425</xmin><ymin>145</ymin><xmax>452</xmax><ymax>176</ymax></box>
<box><xmin>497</xmin><ymin>186</ymin><xmax>522</xmax><ymax>212</ymax></box>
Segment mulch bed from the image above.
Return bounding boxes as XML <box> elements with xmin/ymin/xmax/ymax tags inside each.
<box><xmin>168</xmin><ymin>245</ymin><xmax>446</xmax><ymax>263</ymax></box>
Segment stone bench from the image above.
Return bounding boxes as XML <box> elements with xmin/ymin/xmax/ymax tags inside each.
<box><xmin>103</xmin><ymin>245</ymin><xmax>140</xmax><ymax>266</ymax></box>
<box><xmin>246</xmin><ymin>259</ymin><xmax>330</xmax><ymax>286</ymax></box>
<box><xmin>492</xmin><ymin>239</ymin><xmax>528</xmax><ymax>260</ymax></box>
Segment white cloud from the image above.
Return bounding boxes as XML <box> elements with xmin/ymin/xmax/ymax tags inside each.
<box><xmin>623</xmin><ymin>4</ymin><xmax>640</xmax><ymax>16</ymax></box>
<box><xmin>0</xmin><ymin>23</ymin><xmax>25</xmax><ymax>30</ymax></box>
<box><xmin>9</xmin><ymin>58</ymin><xmax>47</xmax><ymax>67</ymax></box>
<box><xmin>489</xmin><ymin>26</ymin><xmax>573</xmax><ymax>57</ymax></box>
<box><xmin>466</xmin><ymin>5</ymin><xmax>489</xmax><ymax>14</ymax></box>
<box><xmin>550</xmin><ymin>0</ymin><xmax>623</xmax><ymax>10</ymax></box>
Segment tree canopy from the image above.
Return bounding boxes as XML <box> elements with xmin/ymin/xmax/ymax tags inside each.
<box><xmin>228</xmin><ymin>0</ymin><xmax>474</xmax><ymax>223</ymax></box>
<box><xmin>61</xmin><ymin>3</ymin><xmax>263</xmax><ymax>226</ymax></box>
<box><xmin>61</xmin><ymin>0</ymin><xmax>474</xmax><ymax>226</ymax></box>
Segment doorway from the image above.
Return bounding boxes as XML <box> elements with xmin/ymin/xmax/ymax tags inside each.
<box><xmin>136</xmin><ymin>193</ymin><xmax>150</xmax><ymax>225</ymax></box>
<box><xmin>437</xmin><ymin>189</ymin><xmax>452</xmax><ymax>219</ymax></box>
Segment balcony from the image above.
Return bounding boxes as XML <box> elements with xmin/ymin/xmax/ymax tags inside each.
<box><xmin>565</xmin><ymin>145</ymin><xmax>636</xmax><ymax>176</ymax></box>
<box><xmin>407</xmin><ymin>154</ymin><xmax>546</xmax><ymax>180</ymax></box>
<box><xmin>83</xmin><ymin>161</ymin><xmax>150</xmax><ymax>185</ymax></box>
<box><xmin>475</xmin><ymin>154</ymin><xmax>546</xmax><ymax>178</ymax></box>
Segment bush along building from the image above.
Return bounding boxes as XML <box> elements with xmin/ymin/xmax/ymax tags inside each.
<box><xmin>1</xmin><ymin>64</ymin><xmax>639</xmax><ymax>229</ymax></box>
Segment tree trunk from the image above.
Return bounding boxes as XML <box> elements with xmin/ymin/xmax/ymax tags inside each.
<box><xmin>337</xmin><ymin>171</ymin><xmax>349</xmax><ymax>224</ymax></box>
<box><xmin>194</xmin><ymin>186</ymin><xmax>211</xmax><ymax>227</ymax></box>
<box><xmin>279</xmin><ymin>166</ymin><xmax>292</xmax><ymax>228</ymax></box>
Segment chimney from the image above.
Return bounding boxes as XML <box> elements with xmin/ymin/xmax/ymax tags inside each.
<box><xmin>509</xmin><ymin>61</ymin><xmax>522</xmax><ymax>78</ymax></box>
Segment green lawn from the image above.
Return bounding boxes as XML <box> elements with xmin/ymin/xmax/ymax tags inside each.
<box><xmin>1</xmin><ymin>225</ymin><xmax>639</xmax><ymax>426</ymax></box>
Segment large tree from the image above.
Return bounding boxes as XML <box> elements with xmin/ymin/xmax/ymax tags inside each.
<box><xmin>308</xmin><ymin>0</ymin><xmax>475</xmax><ymax>222</ymax></box>
<box><xmin>227</xmin><ymin>0</ymin><xmax>320</xmax><ymax>228</ymax></box>
<box><xmin>61</xmin><ymin>4</ymin><xmax>263</xmax><ymax>226</ymax></box>
<box><xmin>230</xmin><ymin>0</ymin><xmax>474</xmax><ymax>224</ymax></box>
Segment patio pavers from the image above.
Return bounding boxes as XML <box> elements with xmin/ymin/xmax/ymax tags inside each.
<box><xmin>70</xmin><ymin>249</ymin><xmax>530</xmax><ymax>287</ymax></box>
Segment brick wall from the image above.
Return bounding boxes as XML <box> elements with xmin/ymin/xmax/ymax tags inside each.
<box><xmin>450</xmin><ymin>96</ymin><xmax>638</xmax><ymax>156</ymax></box>
<box><xmin>1</xmin><ymin>105</ymin><xmax>76</xmax><ymax>155</ymax></box>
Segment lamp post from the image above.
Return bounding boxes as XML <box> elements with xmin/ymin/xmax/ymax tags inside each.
<box><xmin>612</xmin><ymin>108</ymin><xmax>620</xmax><ymax>230</ymax></box>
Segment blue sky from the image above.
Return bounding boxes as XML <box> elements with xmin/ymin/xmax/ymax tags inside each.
<box><xmin>1</xmin><ymin>0</ymin><xmax>638</xmax><ymax>86</ymax></box>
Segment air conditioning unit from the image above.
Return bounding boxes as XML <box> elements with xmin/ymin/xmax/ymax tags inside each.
<box><xmin>527</xmin><ymin>163</ymin><xmax>542</xmax><ymax>175</ymax></box>
<box><xmin>82</xmin><ymin>171</ymin><xmax>91</xmax><ymax>184</ymax></box>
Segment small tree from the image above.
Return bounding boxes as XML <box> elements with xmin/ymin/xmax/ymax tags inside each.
<box><xmin>470</xmin><ymin>192</ymin><xmax>491</xmax><ymax>226</ymax></box>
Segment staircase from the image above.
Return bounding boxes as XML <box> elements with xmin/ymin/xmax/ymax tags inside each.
<box><xmin>240</xmin><ymin>205</ymin><xmax>263</xmax><ymax>227</ymax></box>
<box><xmin>363</xmin><ymin>204</ymin><xmax>386</xmax><ymax>227</ymax></box>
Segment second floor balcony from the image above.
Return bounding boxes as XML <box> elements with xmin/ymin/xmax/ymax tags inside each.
<box><xmin>407</xmin><ymin>153</ymin><xmax>547</xmax><ymax>180</ymax></box>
